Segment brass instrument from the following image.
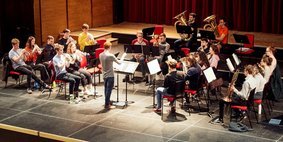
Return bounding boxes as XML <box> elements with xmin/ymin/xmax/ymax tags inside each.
<box><xmin>223</xmin><ymin>69</ymin><xmax>240</xmax><ymax>102</ymax></box>
<box><xmin>203</xmin><ymin>15</ymin><xmax>219</xmax><ymax>37</ymax></box>
<box><xmin>173</xmin><ymin>10</ymin><xmax>191</xmax><ymax>41</ymax></box>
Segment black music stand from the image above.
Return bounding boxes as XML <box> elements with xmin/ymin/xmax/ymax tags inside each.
<box><xmin>113</xmin><ymin>60</ymin><xmax>139</xmax><ymax>108</ymax></box>
<box><xmin>147</xmin><ymin>59</ymin><xmax>161</xmax><ymax>107</ymax></box>
<box><xmin>142</xmin><ymin>45</ymin><xmax>151</xmax><ymax>56</ymax></box>
<box><xmin>142</xmin><ymin>27</ymin><xmax>155</xmax><ymax>41</ymax></box>
<box><xmin>176</xmin><ymin>25</ymin><xmax>192</xmax><ymax>34</ymax></box>
<box><xmin>151</xmin><ymin>46</ymin><xmax>160</xmax><ymax>57</ymax></box>
<box><xmin>233</xmin><ymin>34</ymin><xmax>250</xmax><ymax>55</ymax></box>
<box><xmin>199</xmin><ymin>30</ymin><xmax>215</xmax><ymax>40</ymax></box>
<box><xmin>84</xmin><ymin>44</ymin><xmax>100</xmax><ymax>55</ymax></box>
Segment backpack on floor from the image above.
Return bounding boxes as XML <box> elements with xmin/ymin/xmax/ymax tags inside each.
<box><xmin>228</xmin><ymin>122</ymin><xmax>251</xmax><ymax>132</ymax></box>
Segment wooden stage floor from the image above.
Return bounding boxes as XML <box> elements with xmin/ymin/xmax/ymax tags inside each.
<box><xmin>88</xmin><ymin>22</ymin><xmax>283</xmax><ymax>48</ymax></box>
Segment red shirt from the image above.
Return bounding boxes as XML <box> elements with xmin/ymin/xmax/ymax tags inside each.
<box><xmin>217</xmin><ymin>25</ymin><xmax>229</xmax><ymax>44</ymax></box>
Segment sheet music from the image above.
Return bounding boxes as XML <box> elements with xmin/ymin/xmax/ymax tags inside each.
<box><xmin>120</xmin><ymin>53</ymin><xmax>127</xmax><ymax>61</ymax></box>
<box><xmin>147</xmin><ymin>59</ymin><xmax>161</xmax><ymax>75</ymax></box>
<box><xmin>203</xmin><ymin>67</ymin><xmax>216</xmax><ymax>83</ymax></box>
<box><xmin>226</xmin><ymin>58</ymin><xmax>235</xmax><ymax>72</ymax></box>
<box><xmin>114</xmin><ymin>60</ymin><xmax>139</xmax><ymax>74</ymax></box>
<box><xmin>232</xmin><ymin>53</ymin><xmax>241</xmax><ymax>66</ymax></box>
<box><xmin>167</xmin><ymin>55</ymin><xmax>172</xmax><ymax>60</ymax></box>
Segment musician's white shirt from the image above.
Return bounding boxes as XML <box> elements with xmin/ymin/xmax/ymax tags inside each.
<box><xmin>234</xmin><ymin>74</ymin><xmax>256</xmax><ymax>100</ymax></box>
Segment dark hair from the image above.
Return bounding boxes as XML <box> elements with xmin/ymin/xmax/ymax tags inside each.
<box><xmin>198</xmin><ymin>51</ymin><xmax>210</xmax><ymax>68</ymax></box>
<box><xmin>47</xmin><ymin>35</ymin><xmax>54</xmax><ymax>40</ymax></box>
<box><xmin>189</xmin><ymin>13</ymin><xmax>196</xmax><ymax>18</ymax></box>
<box><xmin>63</xmin><ymin>28</ymin><xmax>70</xmax><ymax>33</ymax></box>
<box><xmin>201</xmin><ymin>38</ymin><xmax>208</xmax><ymax>43</ymax></box>
<box><xmin>267</xmin><ymin>46</ymin><xmax>276</xmax><ymax>54</ymax></box>
<box><xmin>187</xmin><ymin>56</ymin><xmax>197</xmax><ymax>67</ymax></box>
<box><xmin>26</xmin><ymin>36</ymin><xmax>35</xmax><ymax>48</ymax></box>
<box><xmin>211</xmin><ymin>44</ymin><xmax>219</xmax><ymax>54</ymax></box>
<box><xmin>219</xmin><ymin>17</ymin><xmax>226</xmax><ymax>22</ymax></box>
<box><xmin>262</xmin><ymin>54</ymin><xmax>273</xmax><ymax>66</ymax></box>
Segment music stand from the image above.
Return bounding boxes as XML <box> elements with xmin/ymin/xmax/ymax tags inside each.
<box><xmin>142</xmin><ymin>27</ymin><xmax>155</xmax><ymax>41</ymax></box>
<box><xmin>113</xmin><ymin>60</ymin><xmax>139</xmax><ymax>108</ymax></box>
<box><xmin>176</xmin><ymin>25</ymin><xmax>192</xmax><ymax>34</ymax></box>
<box><xmin>142</xmin><ymin>45</ymin><xmax>151</xmax><ymax>56</ymax></box>
<box><xmin>84</xmin><ymin>44</ymin><xmax>100</xmax><ymax>54</ymax></box>
<box><xmin>124</xmin><ymin>45</ymin><xmax>133</xmax><ymax>53</ymax></box>
<box><xmin>199</xmin><ymin>30</ymin><xmax>215</xmax><ymax>40</ymax></box>
<box><xmin>147</xmin><ymin>59</ymin><xmax>161</xmax><ymax>107</ymax></box>
<box><xmin>151</xmin><ymin>46</ymin><xmax>160</xmax><ymax>56</ymax></box>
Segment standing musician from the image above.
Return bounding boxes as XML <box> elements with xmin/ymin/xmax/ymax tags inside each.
<box><xmin>174</xmin><ymin>13</ymin><xmax>198</xmax><ymax>57</ymax></box>
<box><xmin>215</xmin><ymin>18</ymin><xmax>229</xmax><ymax>45</ymax></box>
<box><xmin>215</xmin><ymin>65</ymin><xmax>256</xmax><ymax>123</ymax></box>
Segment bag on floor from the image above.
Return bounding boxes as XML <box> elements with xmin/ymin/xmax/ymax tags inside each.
<box><xmin>228</xmin><ymin>122</ymin><xmax>250</xmax><ymax>132</ymax></box>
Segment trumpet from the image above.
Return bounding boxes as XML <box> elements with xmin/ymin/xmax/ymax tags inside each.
<box><xmin>223</xmin><ymin>69</ymin><xmax>240</xmax><ymax>102</ymax></box>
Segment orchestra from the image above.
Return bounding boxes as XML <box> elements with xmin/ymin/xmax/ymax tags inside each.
<box><xmin>5</xmin><ymin>13</ymin><xmax>282</xmax><ymax>123</ymax></box>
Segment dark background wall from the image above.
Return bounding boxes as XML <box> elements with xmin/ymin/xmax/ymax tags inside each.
<box><xmin>0</xmin><ymin>0</ymin><xmax>34</xmax><ymax>55</ymax></box>
<box><xmin>123</xmin><ymin>0</ymin><xmax>283</xmax><ymax>34</ymax></box>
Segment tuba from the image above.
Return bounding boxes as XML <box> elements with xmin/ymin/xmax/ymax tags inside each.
<box><xmin>203</xmin><ymin>15</ymin><xmax>219</xmax><ymax>37</ymax></box>
<box><xmin>223</xmin><ymin>69</ymin><xmax>240</xmax><ymax>102</ymax></box>
<box><xmin>173</xmin><ymin>11</ymin><xmax>191</xmax><ymax>41</ymax></box>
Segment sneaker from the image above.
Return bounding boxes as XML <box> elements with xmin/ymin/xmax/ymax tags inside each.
<box><xmin>211</xmin><ymin>118</ymin><xmax>223</xmax><ymax>124</ymax></box>
<box><xmin>27</xmin><ymin>88</ymin><xmax>33</xmax><ymax>94</ymax></box>
<box><xmin>74</xmin><ymin>97</ymin><xmax>82</xmax><ymax>104</ymax></box>
<box><xmin>104</xmin><ymin>104</ymin><xmax>115</xmax><ymax>109</ymax></box>
<box><xmin>154</xmin><ymin>108</ymin><xmax>161</xmax><ymax>113</ymax></box>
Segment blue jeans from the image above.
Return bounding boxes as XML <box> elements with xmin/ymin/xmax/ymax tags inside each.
<box><xmin>104</xmin><ymin>77</ymin><xmax>114</xmax><ymax>106</ymax></box>
<box><xmin>155</xmin><ymin>87</ymin><xmax>167</xmax><ymax>109</ymax></box>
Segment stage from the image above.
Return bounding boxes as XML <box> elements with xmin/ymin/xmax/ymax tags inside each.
<box><xmin>0</xmin><ymin>44</ymin><xmax>283</xmax><ymax>141</ymax></box>
<box><xmin>80</xmin><ymin>22</ymin><xmax>283</xmax><ymax>48</ymax></box>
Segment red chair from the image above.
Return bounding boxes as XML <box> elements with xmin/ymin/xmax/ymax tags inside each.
<box><xmin>252</xmin><ymin>99</ymin><xmax>268</xmax><ymax>123</ymax></box>
<box><xmin>5</xmin><ymin>71</ymin><xmax>24</xmax><ymax>87</ymax></box>
<box><xmin>50</xmin><ymin>62</ymin><xmax>67</xmax><ymax>99</ymax></box>
<box><xmin>181</xmin><ymin>48</ymin><xmax>190</xmax><ymax>56</ymax></box>
<box><xmin>97</xmin><ymin>39</ymin><xmax>106</xmax><ymax>49</ymax></box>
<box><xmin>80</xmin><ymin>54</ymin><xmax>88</xmax><ymax>68</ymax></box>
<box><xmin>154</xmin><ymin>25</ymin><xmax>164</xmax><ymax>35</ymax></box>
<box><xmin>235</xmin><ymin>34</ymin><xmax>255</xmax><ymax>55</ymax></box>
<box><xmin>230</xmin><ymin>89</ymin><xmax>255</xmax><ymax>128</ymax></box>
<box><xmin>2</xmin><ymin>54</ymin><xmax>24</xmax><ymax>87</ymax></box>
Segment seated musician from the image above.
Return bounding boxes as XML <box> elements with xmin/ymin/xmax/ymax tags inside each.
<box><xmin>174</xmin><ymin>13</ymin><xmax>198</xmax><ymax>57</ymax></box>
<box><xmin>215</xmin><ymin>18</ymin><xmax>229</xmax><ymax>45</ymax></box>
<box><xmin>154</xmin><ymin>59</ymin><xmax>185</xmax><ymax>112</ymax></box>
<box><xmin>131</xmin><ymin>31</ymin><xmax>149</xmax><ymax>81</ymax></box>
<box><xmin>53</xmin><ymin>44</ymin><xmax>82</xmax><ymax>103</ymax></box>
<box><xmin>194</xmin><ymin>51</ymin><xmax>210</xmax><ymax>70</ymax></box>
<box><xmin>208</xmin><ymin>44</ymin><xmax>220</xmax><ymax>70</ymax></box>
<box><xmin>184</xmin><ymin>56</ymin><xmax>202</xmax><ymax>103</ymax></box>
<box><xmin>66</xmin><ymin>43</ymin><xmax>93</xmax><ymax>96</ymax></box>
<box><xmin>58</xmin><ymin>28</ymin><xmax>77</xmax><ymax>52</ymax></box>
<box><xmin>215</xmin><ymin>65</ymin><xmax>256</xmax><ymax>123</ymax></box>
<box><xmin>253</xmin><ymin>65</ymin><xmax>266</xmax><ymax>100</ymax></box>
<box><xmin>197</xmin><ymin>38</ymin><xmax>210</xmax><ymax>54</ymax></box>
<box><xmin>259</xmin><ymin>54</ymin><xmax>273</xmax><ymax>83</ymax></box>
<box><xmin>24</xmin><ymin>36</ymin><xmax>50</xmax><ymax>84</ymax></box>
<box><xmin>38</xmin><ymin>36</ymin><xmax>56</xmax><ymax>76</ymax></box>
<box><xmin>78</xmin><ymin>23</ymin><xmax>97</xmax><ymax>51</ymax></box>
<box><xmin>8</xmin><ymin>38</ymin><xmax>51</xmax><ymax>94</ymax></box>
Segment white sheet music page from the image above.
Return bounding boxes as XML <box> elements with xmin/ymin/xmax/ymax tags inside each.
<box><xmin>232</xmin><ymin>53</ymin><xmax>241</xmax><ymax>66</ymax></box>
<box><xmin>226</xmin><ymin>58</ymin><xmax>235</xmax><ymax>72</ymax></box>
<box><xmin>203</xmin><ymin>67</ymin><xmax>216</xmax><ymax>83</ymax></box>
<box><xmin>120</xmin><ymin>53</ymin><xmax>127</xmax><ymax>61</ymax></box>
<box><xmin>147</xmin><ymin>59</ymin><xmax>161</xmax><ymax>75</ymax></box>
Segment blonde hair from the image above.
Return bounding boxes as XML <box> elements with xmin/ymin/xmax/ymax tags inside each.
<box><xmin>104</xmin><ymin>42</ymin><xmax>112</xmax><ymax>50</ymax></box>
<box><xmin>55</xmin><ymin>44</ymin><xmax>64</xmax><ymax>51</ymax></box>
<box><xmin>66</xmin><ymin>43</ymin><xmax>76</xmax><ymax>54</ymax></box>
<box><xmin>11</xmin><ymin>38</ymin><xmax>20</xmax><ymax>45</ymax></box>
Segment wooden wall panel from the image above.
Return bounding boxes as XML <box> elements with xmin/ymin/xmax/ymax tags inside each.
<box><xmin>41</xmin><ymin>0</ymin><xmax>67</xmax><ymax>43</ymax></box>
<box><xmin>92</xmin><ymin>0</ymin><xmax>113</xmax><ymax>27</ymax></box>
<box><xmin>68</xmin><ymin>0</ymin><xmax>92</xmax><ymax>31</ymax></box>
<box><xmin>33</xmin><ymin>0</ymin><xmax>41</xmax><ymax>44</ymax></box>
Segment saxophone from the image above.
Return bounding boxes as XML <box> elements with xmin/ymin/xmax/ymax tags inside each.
<box><xmin>223</xmin><ymin>69</ymin><xmax>240</xmax><ymax>102</ymax></box>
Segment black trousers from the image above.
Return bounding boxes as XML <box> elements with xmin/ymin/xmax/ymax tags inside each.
<box><xmin>219</xmin><ymin>93</ymin><xmax>247</xmax><ymax>120</ymax></box>
<box><xmin>15</xmin><ymin>65</ymin><xmax>46</xmax><ymax>89</ymax></box>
